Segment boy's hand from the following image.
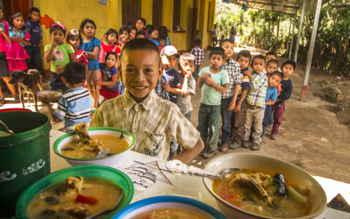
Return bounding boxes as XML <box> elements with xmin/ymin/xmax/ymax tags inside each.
<box><xmin>185</xmin><ymin>71</ymin><xmax>192</xmax><ymax>79</ymax></box>
<box><xmin>51</xmin><ymin>40</ymin><xmax>58</xmax><ymax>49</ymax></box>
<box><xmin>94</xmin><ymin>80</ymin><xmax>102</xmax><ymax>86</ymax></box>
<box><xmin>12</xmin><ymin>36</ymin><xmax>20</xmax><ymax>42</ymax></box>
<box><xmin>38</xmin><ymin>39</ymin><xmax>42</xmax><ymax>47</ymax></box>
<box><xmin>202</xmin><ymin>73</ymin><xmax>211</xmax><ymax>79</ymax></box>
<box><xmin>56</xmin><ymin>65</ymin><xmax>64</xmax><ymax>74</ymax></box>
<box><xmin>228</xmin><ymin>101</ymin><xmax>236</xmax><ymax>111</ymax></box>
<box><xmin>161</xmin><ymin>55</ymin><xmax>170</xmax><ymax>67</ymax></box>
<box><xmin>234</xmin><ymin>104</ymin><xmax>241</xmax><ymax>112</ymax></box>
<box><xmin>204</xmin><ymin>77</ymin><xmax>214</xmax><ymax>86</ymax></box>
<box><xmin>0</xmin><ymin>27</ymin><xmax>3</xmax><ymax>33</ymax></box>
<box><xmin>161</xmin><ymin>82</ymin><xmax>171</xmax><ymax>92</ymax></box>
<box><xmin>243</xmin><ymin>70</ymin><xmax>251</xmax><ymax>77</ymax></box>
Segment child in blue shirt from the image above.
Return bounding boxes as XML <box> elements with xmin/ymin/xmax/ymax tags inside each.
<box><xmin>43</xmin><ymin>62</ymin><xmax>92</xmax><ymax>133</ymax></box>
<box><xmin>262</xmin><ymin>71</ymin><xmax>282</xmax><ymax>142</ymax></box>
<box><xmin>197</xmin><ymin>47</ymin><xmax>229</xmax><ymax>158</ymax></box>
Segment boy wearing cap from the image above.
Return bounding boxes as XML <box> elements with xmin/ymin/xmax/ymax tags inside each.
<box><xmin>42</xmin><ymin>62</ymin><xmax>92</xmax><ymax>133</ymax></box>
<box><xmin>197</xmin><ymin>47</ymin><xmax>229</xmax><ymax>158</ymax></box>
<box><xmin>271</xmin><ymin>59</ymin><xmax>295</xmax><ymax>140</ymax></box>
<box><xmin>90</xmin><ymin>39</ymin><xmax>204</xmax><ymax>163</ymax></box>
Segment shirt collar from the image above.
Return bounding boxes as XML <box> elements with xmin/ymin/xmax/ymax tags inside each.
<box><xmin>64</xmin><ymin>86</ymin><xmax>84</xmax><ymax>94</ymax></box>
<box><xmin>223</xmin><ymin>57</ymin><xmax>233</xmax><ymax>66</ymax></box>
<box><xmin>123</xmin><ymin>90</ymin><xmax>156</xmax><ymax>111</ymax></box>
<box><xmin>252</xmin><ymin>70</ymin><xmax>264</xmax><ymax>75</ymax></box>
<box><xmin>165</xmin><ymin>68</ymin><xmax>173</xmax><ymax>72</ymax></box>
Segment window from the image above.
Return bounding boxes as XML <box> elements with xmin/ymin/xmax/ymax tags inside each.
<box><xmin>153</xmin><ymin>0</ymin><xmax>162</xmax><ymax>28</ymax></box>
<box><xmin>173</xmin><ymin>0</ymin><xmax>181</xmax><ymax>29</ymax></box>
<box><xmin>207</xmin><ymin>1</ymin><xmax>211</xmax><ymax>32</ymax></box>
<box><xmin>122</xmin><ymin>0</ymin><xmax>141</xmax><ymax>26</ymax></box>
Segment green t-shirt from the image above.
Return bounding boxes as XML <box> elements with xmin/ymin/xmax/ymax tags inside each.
<box><xmin>45</xmin><ymin>43</ymin><xmax>74</xmax><ymax>72</ymax></box>
<box><xmin>198</xmin><ymin>67</ymin><xmax>229</xmax><ymax>105</ymax></box>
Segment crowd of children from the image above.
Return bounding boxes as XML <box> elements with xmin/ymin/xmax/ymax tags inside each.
<box><xmin>0</xmin><ymin>6</ymin><xmax>295</xmax><ymax>162</ymax></box>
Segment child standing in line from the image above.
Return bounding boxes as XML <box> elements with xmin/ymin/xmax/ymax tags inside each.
<box><xmin>129</xmin><ymin>26</ymin><xmax>137</xmax><ymax>40</ymax></box>
<box><xmin>242</xmin><ymin>55</ymin><xmax>268</xmax><ymax>151</ymax></box>
<box><xmin>79</xmin><ymin>19</ymin><xmax>101</xmax><ymax>110</ymax></box>
<box><xmin>24</xmin><ymin>7</ymin><xmax>46</xmax><ymax>81</ymax></box>
<box><xmin>219</xmin><ymin>39</ymin><xmax>241</xmax><ymax>153</ymax></box>
<box><xmin>95</xmin><ymin>51</ymin><xmax>119</xmax><ymax>100</ymax></box>
<box><xmin>7</xmin><ymin>12</ymin><xmax>31</xmax><ymax>73</ymax></box>
<box><xmin>177</xmin><ymin>53</ymin><xmax>196</xmax><ymax>121</ymax></box>
<box><xmin>149</xmin><ymin>28</ymin><xmax>160</xmax><ymax>46</ymax></box>
<box><xmin>265</xmin><ymin>59</ymin><xmax>282</xmax><ymax>94</ymax></box>
<box><xmin>0</xmin><ymin>7</ymin><xmax>17</xmax><ymax>105</ymax></box>
<box><xmin>66</xmin><ymin>29</ymin><xmax>88</xmax><ymax>75</ymax></box>
<box><xmin>44</xmin><ymin>23</ymin><xmax>76</xmax><ymax>92</ymax></box>
<box><xmin>43</xmin><ymin>62</ymin><xmax>92</xmax><ymax>133</ymax></box>
<box><xmin>135</xmin><ymin>17</ymin><xmax>148</xmax><ymax>37</ymax></box>
<box><xmin>136</xmin><ymin>30</ymin><xmax>147</xmax><ymax>39</ymax></box>
<box><xmin>158</xmin><ymin>26</ymin><xmax>170</xmax><ymax>46</ymax></box>
<box><xmin>116</xmin><ymin>26</ymin><xmax>129</xmax><ymax>48</ymax></box>
<box><xmin>261</xmin><ymin>71</ymin><xmax>282</xmax><ymax>142</ymax></box>
<box><xmin>197</xmin><ymin>47</ymin><xmax>229</xmax><ymax>158</ymax></box>
<box><xmin>98</xmin><ymin>28</ymin><xmax>120</xmax><ymax>64</ymax></box>
<box><xmin>271</xmin><ymin>60</ymin><xmax>295</xmax><ymax>140</ymax></box>
<box><xmin>229</xmin><ymin>50</ymin><xmax>251</xmax><ymax>149</ymax></box>
<box><xmin>160</xmin><ymin>46</ymin><xmax>182</xmax><ymax>104</ymax></box>
<box><xmin>264</xmin><ymin>51</ymin><xmax>281</xmax><ymax>73</ymax></box>
<box><xmin>196</xmin><ymin>30</ymin><xmax>201</xmax><ymax>39</ymax></box>
<box><xmin>158</xmin><ymin>38</ymin><xmax>166</xmax><ymax>52</ymax></box>
<box><xmin>90</xmin><ymin>39</ymin><xmax>204</xmax><ymax>162</ymax></box>
<box><xmin>190</xmin><ymin>39</ymin><xmax>204</xmax><ymax>82</ymax></box>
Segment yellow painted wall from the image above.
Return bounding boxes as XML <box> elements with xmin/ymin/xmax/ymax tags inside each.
<box><xmin>34</xmin><ymin>0</ymin><xmax>122</xmax><ymax>70</ymax></box>
<box><xmin>141</xmin><ymin>0</ymin><xmax>153</xmax><ymax>25</ymax></box>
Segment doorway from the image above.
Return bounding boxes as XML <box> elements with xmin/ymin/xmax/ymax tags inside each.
<box><xmin>2</xmin><ymin>0</ymin><xmax>33</xmax><ymax>22</ymax></box>
<box><xmin>122</xmin><ymin>0</ymin><xmax>141</xmax><ymax>26</ymax></box>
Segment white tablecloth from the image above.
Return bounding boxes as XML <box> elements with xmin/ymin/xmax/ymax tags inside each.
<box><xmin>49</xmin><ymin>130</ymin><xmax>350</xmax><ymax>218</ymax></box>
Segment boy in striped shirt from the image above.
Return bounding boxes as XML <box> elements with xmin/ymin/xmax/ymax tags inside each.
<box><xmin>44</xmin><ymin>62</ymin><xmax>92</xmax><ymax>132</ymax></box>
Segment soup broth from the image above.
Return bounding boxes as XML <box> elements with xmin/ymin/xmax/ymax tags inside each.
<box><xmin>131</xmin><ymin>208</ymin><xmax>206</xmax><ymax>219</ymax></box>
<box><xmin>26</xmin><ymin>177</ymin><xmax>123</xmax><ymax>219</ymax></box>
<box><xmin>213</xmin><ymin>168</ymin><xmax>312</xmax><ymax>218</ymax></box>
<box><xmin>61</xmin><ymin>134</ymin><xmax>129</xmax><ymax>159</ymax></box>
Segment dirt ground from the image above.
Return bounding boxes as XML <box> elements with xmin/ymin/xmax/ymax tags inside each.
<box><xmin>1</xmin><ymin>46</ymin><xmax>349</xmax><ymax>184</ymax></box>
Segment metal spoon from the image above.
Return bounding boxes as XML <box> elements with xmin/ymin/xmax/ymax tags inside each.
<box><xmin>166</xmin><ymin>160</ymin><xmax>241</xmax><ymax>180</ymax></box>
<box><xmin>87</xmin><ymin>190</ymin><xmax>124</xmax><ymax>219</ymax></box>
<box><xmin>0</xmin><ymin>120</ymin><xmax>14</xmax><ymax>135</ymax></box>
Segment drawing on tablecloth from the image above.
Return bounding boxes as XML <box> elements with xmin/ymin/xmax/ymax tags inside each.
<box><xmin>119</xmin><ymin>160</ymin><xmax>174</xmax><ymax>194</ymax></box>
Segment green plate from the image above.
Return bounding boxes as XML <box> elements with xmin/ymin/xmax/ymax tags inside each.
<box><xmin>15</xmin><ymin>165</ymin><xmax>134</xmax><ymax>219</ymax></box>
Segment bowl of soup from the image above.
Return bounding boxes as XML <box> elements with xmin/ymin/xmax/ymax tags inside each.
<box><xmin>16</xmin><ymin>165</ymin><xmax>134</xmax><ymax>219</ymax></box>
<box><xmin>112</xmin><ymin>196</ymin><xmax>226</xmax><ymax>219</ymax></box>
<box><xmin>53</xmin><ymin>127</ymin><xmax>135</xmax><ymax>167</ymax></box>
<box><xmin>202</xmin><ymin>153</ymin><xmax>327</xmax><ymax>219</ymax></box>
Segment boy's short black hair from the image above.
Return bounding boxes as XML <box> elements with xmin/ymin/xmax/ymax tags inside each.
<box><xmin>119</xmin><ymin>25</ymin><xmax>130</xmax><ymax>35</ymax></box>
<box><xmin>158</xmin><ymin>26</ymin><xmax>168</xmax><ymax>39</ymax></box>
<box><xmin>265</xmin><ymin>51</ymin><xmax>277</xmax><ymax>58</ymax></box>
<box><xmin>129</xmin><ymin>25</ymin><xmax>137</xmax><ymax>32</ymax></box>
<box><xmin>136</xmin><ymin>30</ymin><xmax>147</xmax><ymax>38</ymax></box>
<box><xmin>145</xmin><ymin>25</ymin><xmax>154</xmax><ymax>35</ymax></box>
<box><xmin>105</xmin><ymin>51</ymin><xmax>118</xmax><ymax>63</ymax></box>
<box><xmin>267</xmin><ymin>59</ymin><xmax>279</xmax><ymax>67</ymax></box>
<box><xmin>219</xmin><ymin>39</ymin><xmax>233</xmax><ymax>48</ymax></box>
<box><xmin>80</xmin><ymin>19</ymin><xmax>97</xmax><ymax>33</ymax></box>
<box><xmin>29</xmin><ymin>7</ymin><xmax>40</xmax><ymax>14</ymax></box>
<box><xmin>209</xmin><ymin>47</ymin><xmax>225</xmax><ymax>59</ymax></box>
<box><xmin>282</xmin><ymin>59</ymin><xmax>296</xmax><ymax>70</ymax></box>
<box><xmin>194</xmin><ymin>39</ymin><xmax>202</xmax><ymax>47</ymax></box>
<box><xmin>271</xmin><ymin>71</ymin><xmax>283</xmax><ymax>80</ymax></box>
<box><xmin>106</xmin><ymin>28</ymin><xmax>118</xmax><ymax>40</ymax></box>
<box><xmin>237</xmin><ymin>50</ymin><xmax>251</xmax><ymax>62</ymax></box>
<box><xmin>63</xmin><ymin>62</ymin><xmax>86</xmax><ymax>84</ymax></box>
<box><xmin>251</xmin><ymin>55</ymin><xmax>266</xmax><ymax>68</ymax></box>
<box><xmin>121</xmin><ymin>39</ymin><xmax>160</xmax><ymax>66</ymax></box>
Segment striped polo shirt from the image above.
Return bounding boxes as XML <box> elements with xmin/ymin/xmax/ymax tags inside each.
<box><xmin>53</xmin><ymin>87</ymin><xmax>92</xmax><ymax>131</ymax></box>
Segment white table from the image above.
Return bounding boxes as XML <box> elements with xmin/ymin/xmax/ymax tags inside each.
<box><xmin>50</xmin><ymin>130</ymin><xmax>350</xmax><ymax>218</ymax></box>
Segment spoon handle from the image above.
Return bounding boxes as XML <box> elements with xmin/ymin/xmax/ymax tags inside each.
<box><xmin>0</xmin><ymin>120</ymin><xmax>14</xmax><ymax>135</ymax></box>
<box><xmin>166</xmin><ymin>160</ymin><xmax>220</xmax><ymax>179</ymax></box>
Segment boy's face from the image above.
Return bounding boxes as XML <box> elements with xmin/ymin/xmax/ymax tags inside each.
<box><xmin>163</xmin><ymin>55</ymin><xmax>177</xmax><ymax>70</ymax></box>
<box><xmin>209</xmin><ymin>54</ymin><xmax>223</xmax><ymax>69</ymax></box>
<box><xmin>252</xmin><ymin>58</ymin><xmax>265</xmax><ymax>73</ymax></box>
<box><xmin>237</xmin><ymin>56</ymin><xmax>250</xmax><ymax>70</ymax></box>
<box><xmin>221</xmin><ymin>41</ymin><xmax>234</xmax><ymax>58</ymax></box>
<box><xmin>150</xmin><ymin>30</ymin><xmax>159</xmax><ymax>40</ymax></box>
<box><xmin>120</xmin><ymin>49</ymin><xmax>162</xmax><ymax>103</ymax></box>
<box><xmin>266</xmin><ymin>63</ymin><xmax>278</xmax><ymax>75</ymax></box>
<box><xmin>179</xmin><ymin>60</ymin><xmax>195</xmax><ymax>76</ymax></box>
<box><xmin>30</xmin><ymin>11</ymin><xmax>40</xmax><ymax>22</ymax></box>
<box><xmin>265</xmin><ymin>55</ymin><xmax>276</xmax><ymax>63</ymax></box>
<box><xmin>282</xmin><ymin>64</ymin><xmax>294</xmax><ymax>77</ymax></box>
<box><xmin>269</xmin><ymin>74</ymin><xmax>282</xmax><ymax>87</ymax></box>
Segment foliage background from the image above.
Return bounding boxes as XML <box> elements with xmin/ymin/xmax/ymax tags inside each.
<box><xmin>214</xmin><ymin>0</ymin><xmax>350</xmax><ymax>77</ymax></box>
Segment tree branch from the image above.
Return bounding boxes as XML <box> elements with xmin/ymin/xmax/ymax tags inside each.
<box><xmin>330</xmin><ymin>3</ymin><xmax>350</xmax><ymax>7</ymax></box>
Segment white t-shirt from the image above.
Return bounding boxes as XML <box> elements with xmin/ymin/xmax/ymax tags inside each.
<box><xmin>211</xmin><ymin>28</ymin><xmax>220</xmax><ymax>38</ymax></box>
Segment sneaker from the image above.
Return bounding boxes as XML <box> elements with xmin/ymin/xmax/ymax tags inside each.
<box><xmin>261</xmin><ymin>126</ymin><xmax>267</xmax><ymax>143</ymax></box>
<box><xmin>229</xmin><ymin>142</ymin><xmax>241</xmax><ymax>149</ymax></box>
<box><xmin>202</xmin><ymin>150</ymin><xmax>216</xmax><ymax>159</ymax></box>
<box><xmin>242</xmin><ymin>141</ymin><xmax>250</xmax><ymax>148</ymax></box>
<box><xmin>251</xmin><ymin>143</ymin><xmax>260</xmax><ymax>151</ymax></box>
<box><xmin>220</xmin><ymin>143</ymin><xmax>228</xmax><ymax>153</ymax></box>
<box><xmin>271</xmin><ymin>134</ymin><xmax>277</xmax><ymax>140</ymax></box>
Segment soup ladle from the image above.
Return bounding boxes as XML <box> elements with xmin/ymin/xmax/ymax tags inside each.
<box><xmin>87</xmin><ymin>190</ymin><xmax>124</xmax><ymax>219</ymax></box>
<box><xmin>166</xmin><ymin>160</ymin><xmax>241</xmax><ymax>180</ymax></box>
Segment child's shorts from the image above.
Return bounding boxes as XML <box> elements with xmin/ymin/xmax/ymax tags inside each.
<box><xmin>49</xmin><ymin>72</ymin><xmax>68</xmax><ymax>92</ymax></box>
<box><xmin>86</xmin><ymin>69</ymin><xmax>101</xmax><ymax>89</ymax></box>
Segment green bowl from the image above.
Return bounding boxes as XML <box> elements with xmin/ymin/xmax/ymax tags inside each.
<box><xmin>53</xmin><ymin>127</ymin><xmax>136</xmax><ymax>167</ymax></box>
<box><xmin>15</xmin><ymin>165</ymin><xmax>134</xmax><ymax>219</ymax></box>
